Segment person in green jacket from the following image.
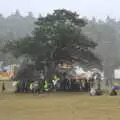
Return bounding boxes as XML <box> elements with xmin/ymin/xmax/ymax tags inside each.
<box><xmin>44</xmin><ymin>80</ymin><xmax>48</xmax><ymax>91</ymax></box>
<box><xmin>30</xmin><ymin>82</ymin><xmax>33</xmax><ymax>92</ymax></box>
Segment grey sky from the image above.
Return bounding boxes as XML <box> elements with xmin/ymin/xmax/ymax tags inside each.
<box><xmin>0</xmin><ymin>0</ymin><xmax>119</xmax><ymax>19</ymax></box>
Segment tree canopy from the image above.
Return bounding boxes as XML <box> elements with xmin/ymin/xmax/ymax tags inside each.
<box><xmin>4</xmin><ymin>9</ymin><xmax>100</xmax><ymax>73</ymax></box>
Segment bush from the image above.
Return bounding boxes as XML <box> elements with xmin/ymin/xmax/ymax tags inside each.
<box><xmin>110</xmin><ymin>90</ymin><xmax>117</xmax><ymax>96</ymax></box>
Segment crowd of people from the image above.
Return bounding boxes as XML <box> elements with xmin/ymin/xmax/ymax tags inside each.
<box><xmin>12</xmin><ymin>73</ymin><xmax>93</xmax><ymax>94</ymax></box>
<box><xmin>1</xmin><ymin>78</ymin><xmax>119</xmax><ymax>96</ymax></box>
<box><xmin>1</xmin><ymin>70</ymin><xmax>119</xmax><ymax>96</ymax></box>
<box><xmin>12</xmin><ymin>74</ymin><xmax>67</xmax><ymax>94</ymax></box>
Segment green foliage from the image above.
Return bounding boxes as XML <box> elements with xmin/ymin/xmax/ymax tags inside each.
<box><xmin>4</xmin><ymin>9</ymin><xmax>99</xmax><ymax>70</ymax></box>
<box><xmin>0</xmin><ymin>11</ymin><xmax>120</xmax><ymax>68</ymax></box>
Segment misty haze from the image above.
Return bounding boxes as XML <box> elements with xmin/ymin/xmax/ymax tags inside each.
<box><xmin>0</xmin><ymin>1</ymin><xmax>120</xmax><ymax>120</ymax></box>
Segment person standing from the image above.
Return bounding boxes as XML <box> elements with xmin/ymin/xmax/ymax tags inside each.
<box><xmin>2</xmin><ymin>81</ymin><xmax>6</xmax><ymax>92</ymax></box>
<box><xmin>90</xmin><ymin>88</ymin><xmax>96</xmax><ymax>96</ymax></box>
<box><xmin>44</xmin><ymin>80</ymin><xmax>48</xmax><ymax>92</ymax></box>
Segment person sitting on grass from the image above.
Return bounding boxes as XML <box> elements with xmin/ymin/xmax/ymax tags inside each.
<box><xmin>110</xmin><ymin>89</ymin><xmax>117</xmax><ymax>96</ymax></box>
<box><xmin>110</xmin><ymin>86</ymin><xmax>118</xmax><ymax>96</ymax></box>
<box><xmin>95</xmin><ymin>88</ymin><xmax>102</xmax><ymax>96</ymax></box>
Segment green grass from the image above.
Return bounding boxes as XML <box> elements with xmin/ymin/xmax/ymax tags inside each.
<box><xmin>0</xmin><ymin>92</ymin><xmax>120</xmax><ymax>120</ymax></box>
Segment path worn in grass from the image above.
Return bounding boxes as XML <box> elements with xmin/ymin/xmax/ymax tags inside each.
<box><xmin>0</xmin><ymin>93</ymin><xmax>120</xmax><ymax>120</ymax></box>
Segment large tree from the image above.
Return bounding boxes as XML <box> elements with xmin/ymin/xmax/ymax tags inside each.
<box><xmin>4</xmin><ymin>9</ymin><xmax>100</xmax><ymax>81</ymax></box>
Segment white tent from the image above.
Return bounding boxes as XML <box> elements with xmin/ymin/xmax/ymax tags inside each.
<box><xmin>74</xmin><ymin>66</ymin><xmax>85</xmax><ymax>75</ymax></box>
<box><xmin>114</xmin><ymin>69</ymin><xmax>120</xmax><ymax>79</ymax></box>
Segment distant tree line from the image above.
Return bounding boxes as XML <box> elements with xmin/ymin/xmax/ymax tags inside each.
<box><xmin>0</xmin><ymin>10</ymin><xmax>35</xmax><ymax>63</ymax></box>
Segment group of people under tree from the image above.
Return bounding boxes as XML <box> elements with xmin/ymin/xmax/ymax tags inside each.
<box><xmin>12</xmin><ymin>69</ymin><xmax>103</xmax><ymax>95</ymax></box>
<box><xmin>1</xmin><ymin>69</ymin><xmax>119</xmax><ymax>96</ymax></box>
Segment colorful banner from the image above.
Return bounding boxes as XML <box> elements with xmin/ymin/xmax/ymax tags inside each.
<box><xmin>0</xmin><ymin>72</ymin><xmax>14</xmax><ymax>80</ymax></box>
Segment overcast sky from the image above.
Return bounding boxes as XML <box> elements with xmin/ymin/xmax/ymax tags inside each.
<box><xmin>0</xmin><ymin>0</ymin><xmax>119</xmax><ymax>19</ymax></box>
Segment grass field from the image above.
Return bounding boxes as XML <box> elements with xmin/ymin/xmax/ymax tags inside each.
<box><xmin>0</xmin><ymin>92</ymin><xmax>120</xmax><ymax>120</ymax></box>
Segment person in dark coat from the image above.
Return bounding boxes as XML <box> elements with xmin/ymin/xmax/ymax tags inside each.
<box><xmin>2</xmin><ymin>82</ymin><xmax>6</xmax><ymax>92</ymax></box>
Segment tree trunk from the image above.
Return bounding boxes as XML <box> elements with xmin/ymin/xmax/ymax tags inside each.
<box><xmin>103</xmin><ymin>63</ymin><xmax>114</xmax><ymax>91</ymax></box>
<box><xmin>44</xmin><ymin>61</ymin><xmax>56</xmax><ymax>82</ymax></box>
